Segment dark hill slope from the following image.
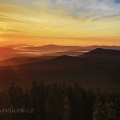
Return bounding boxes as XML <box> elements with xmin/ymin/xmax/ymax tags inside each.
<box><xmin>81</xmin><ymin>48</ymin><xmax>120</xmax><ymax>61</ymax></box>
<box><xmin>0</xmin><ymin>56</ymin><xmax>54</xmax><ymax>66</ymax></box>
<box><xmin>0</xmin><ymin>49</ymin><xmax>120</xmax><ymax>90</ymax></box>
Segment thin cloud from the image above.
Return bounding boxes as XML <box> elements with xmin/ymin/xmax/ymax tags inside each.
<box><xmin>32</xmin><ymin>0</ymin><xmax>120</xmax><ymax>21</ymax></box>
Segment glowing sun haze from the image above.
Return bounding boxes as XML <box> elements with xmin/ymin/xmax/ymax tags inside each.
<box><xmin>0</xmin><ymin>0</ymin><xmax>120</xmax><ymax>46</ymax></box>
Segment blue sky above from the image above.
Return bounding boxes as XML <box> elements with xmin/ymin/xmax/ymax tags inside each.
<box><xmin>115</xmin><ymin>0</ymin><xmax>120</xmax><ymax>3</ymax></box>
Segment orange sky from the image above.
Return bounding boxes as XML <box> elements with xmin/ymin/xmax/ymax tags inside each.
<box><xmin>0</xmin><ymin>0</ymin><xmax>120</xmax><ymax>46</ymax></box>
<box><xmin>1</xmin><ymin>35</ymin><xmax>120</xmax><ymax>46</ymax></box>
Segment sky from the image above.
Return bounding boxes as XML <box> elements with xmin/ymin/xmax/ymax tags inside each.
<box><xmin>0</xmin><ymin>0</ymin><xmax>120</xmax><ymax>46</ymax></box>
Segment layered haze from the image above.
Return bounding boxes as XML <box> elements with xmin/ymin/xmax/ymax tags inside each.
<box><xmin>0</xmin><ymin>44</ymin><xmax>120</xmax><ymax>61</ymax></box>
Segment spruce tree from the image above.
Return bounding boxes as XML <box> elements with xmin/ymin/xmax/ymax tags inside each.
<box><xmin>63</xmin><ymin>96</ymin><xmax>70</xmax><ymax>120</ymax></box>
<box><xmin>93</xmin><ymin>96</ymin><xmax>107</xmax><ymax>120</ymax></box>
<box><xmin>106</xmin><ymin>101</ymin><xmax>119</xmax><ymax>120</ymax></box>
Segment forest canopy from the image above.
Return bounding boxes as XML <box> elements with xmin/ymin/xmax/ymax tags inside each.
<box><xmin>0</xmin><ymin>81</ymin><xmax>120</xmax><ymax>120</ymax></box>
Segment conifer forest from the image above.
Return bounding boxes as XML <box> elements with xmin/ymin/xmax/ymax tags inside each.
<box><xmin>0</xmin><ymin>81</ymin><xmax>120</xmax><ymax>120</ymax></box>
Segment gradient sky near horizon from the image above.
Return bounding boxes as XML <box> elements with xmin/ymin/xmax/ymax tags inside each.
<box><xmin>0</xmin><ymin>0</ymin><xmax>120</xmax><ymax>46</ymax></box>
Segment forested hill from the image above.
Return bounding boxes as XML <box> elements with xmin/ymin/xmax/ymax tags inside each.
<box><xmin>0</xmin><ymin>48</ymin><xmax>120</xmax><ymax>90</ymax></box>
<box><xmin>0</xmin><ymin>81</ymin><xmax>120</xmax><ymax>120</ymax></box>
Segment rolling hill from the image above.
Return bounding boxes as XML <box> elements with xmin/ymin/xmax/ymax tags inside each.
<box><xmin>0</xmin><ymin>56</ymin><xmax>55</xmax><ymax>66</ymax></box>
<box><xmin>81</xmin><ymin>48</ymin><xmax>120</xmax><ymax>61</ymax></box>
<box><xmin>0</xmin><ymin>48</ymin><xmax>120</xmax><ymax>90</ymax></box>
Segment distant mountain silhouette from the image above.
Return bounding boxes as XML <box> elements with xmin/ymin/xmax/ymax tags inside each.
<box><xmin>40</xmin><ymin>51</ymin><xmax>84</xmax><ymax>56</ymax></box>
<box><xmin>0</xmin><ymin>48</ymin><xmax>120</xmax><ymax>90</ymax></box>
<box><xmin>50</xmin><ymin>55</ymin><xmax>80</xmax><ymax>62</ymax></box>
<box><xmin>1</xmin><ymin>44</ymin><xmax>120</xmax><ymax>60</ymax></box>
<box><xmin>81</xmin><ymin>48</ymin><xmax>120</xmax><ymax>61</ymax></box>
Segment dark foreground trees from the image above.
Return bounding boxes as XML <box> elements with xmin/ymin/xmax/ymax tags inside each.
<box><xmin>0</xmin><ymin>81</ymin><xmax>120</xmax><ymax>120</ymax></box>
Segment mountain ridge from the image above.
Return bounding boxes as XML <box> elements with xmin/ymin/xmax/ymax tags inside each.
<box><xmin>80</xmin><ymin>48</ymin><xmax>120</xmax><ymax>61</ymax></box>
<box><xmin>0</xmin><ymin>48</ymin><xmax>120</xmax><ymax>90</ymax></box>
